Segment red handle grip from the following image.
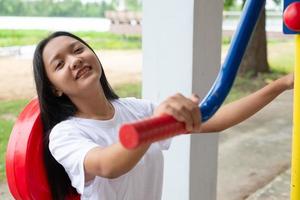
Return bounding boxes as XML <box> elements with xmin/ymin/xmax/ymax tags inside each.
<box><xmin>119</xmin><ymin>115</ymin><xmax>187</xmax><ymax>149</ymax></box>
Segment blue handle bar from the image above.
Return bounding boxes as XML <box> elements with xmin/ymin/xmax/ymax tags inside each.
<box><xmin>200</xmin><ymin>0</ymin><xmax>266</xmax><ymax>122</ymax></box>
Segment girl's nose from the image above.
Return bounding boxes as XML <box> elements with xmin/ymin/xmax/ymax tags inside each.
<box><xmin>69</xmin><ymin>57</ymin><xmax>83</xmax><ymax>70</ymax></box>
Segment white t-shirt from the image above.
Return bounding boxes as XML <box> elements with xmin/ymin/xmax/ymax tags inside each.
<box><xmin>49</xmin><ymin>97</ymin><xmax>171</xmax><ymax>200</ymax></box>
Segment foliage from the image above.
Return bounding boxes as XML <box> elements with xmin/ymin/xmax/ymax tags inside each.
<box><xmin>224</xmin><ymin>0</ymin><xmax>236</xmax><ymax>10</ymax></box>
<box><xmin>0</xmin><ymin>0</ymin><xmax>141</xmax><ymax>17</ymax></box>
<box><xmin>125</xmin><ymin>0</ymin><xmax>142</xmax><ymax>11</ymax></box>
<box><xmin>224</xmin><ymin>0</ymin><xmax>282</xmax><ymax>11</ymax></box>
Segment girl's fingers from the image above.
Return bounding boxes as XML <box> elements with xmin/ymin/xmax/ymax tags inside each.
<box><xmin>166</xmin><ymin>101</ymin><xmax>194</xmax><ymax>131</ymax></box>
<box><xmin>190</xmin><ymin>93</ymin><xmax>200</xmax><ymax>104</ymax></box>
<box><xmin>191</xmin><ymin>106</ymin><xmax>201</xmax><ymax>132</ymax></box>
<box><xmin>170</xmin><ymin>95</ymin><xmax>200</xmax><ymax>132</ymax></box>
<box><xmin>154</xmin><ymin>93</ymin><xmax>202</xmax><ymax>132</ymax></box>
<box><xmin>190</xmin><ymin>94</ymin><xmax>201</xmax><ymax>131</ymax></box>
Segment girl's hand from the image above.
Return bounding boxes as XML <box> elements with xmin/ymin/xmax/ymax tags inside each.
<box><xmin>153</xmin><ymin>93</ymin><xmax>202</xmax><ymax>132</ymax></box>
<box><xmin>277</xmin><ymin>73</ymin><xmax>294</xmax><ymax>90</ymax></box>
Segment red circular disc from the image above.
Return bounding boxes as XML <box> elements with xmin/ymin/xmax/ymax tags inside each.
<box><xmin>6</xmin><ymin>98</ymin><xmax>80</xmax><ymax>200</ymax></box>
<box><xmin>284</xmin><ymin>2</ymin><xmax>300</xmax><ymax>32</ymax></box>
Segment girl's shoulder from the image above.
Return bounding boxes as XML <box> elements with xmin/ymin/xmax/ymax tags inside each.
<box><xmin>114</xmin><ymin>97</ymin><xmax>156</xmax><ymax>115</ymax></box>
<box><xmin>115</xmin><ymin>97</ymin><xmax>153</xmax><ymax>106</ymax></box>
<box><xmin>51</xmin><ymin>119</ymin><xmax>75</xmax><ymax>132</ymax></box>
<box><xmin>49</xmin><ymin>119</ymin><xmax>78</xmax><ymax>138</ymax></box>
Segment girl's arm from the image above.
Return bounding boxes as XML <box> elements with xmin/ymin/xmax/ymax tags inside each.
<box><xmin>199</xmin><ymin>73</ymin><xmax>294</xmax><ymax>133</ymax></box>
<box><xmin>84</xmin><ymin>93</ymin><xmax>202</xmax><ymax>181</ymax></box>
<box><xmin>84</xmin><ymin>143</ymin><xmax>150</xmax><ymax>180</ymax></box>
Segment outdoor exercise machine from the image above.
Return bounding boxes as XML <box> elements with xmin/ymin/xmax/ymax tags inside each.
<box><xmin>119</xmin><ymin>0</ymin><xmax>265</xmax><ymax>149</ymax></box>
<box><xmin>283</xmin><ymin>0</ymin><xmax>300</xmax><ymax>199</ymax></box>
<box><xmin>6</xmin><ymin>0</ymin><xmax>284</xmax><ymax>199</ymax></box>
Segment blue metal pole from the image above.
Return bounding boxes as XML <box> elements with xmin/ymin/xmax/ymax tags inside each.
<box><xmin>200</xmin><ymin>0</ymin><xmax>266</xmax><ymax>121</ymax></box>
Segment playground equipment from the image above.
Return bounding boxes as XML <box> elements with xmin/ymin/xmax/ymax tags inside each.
<box><xmin>283</xmin><ymin>1</ymin><xmax>300</xmax><ymax>199</ymax></box>
<box><xmin>119</xmin><ymin>0</ymin><xmax>266</xmax><ymax>149</ymax></box>
<box><xmin>5</xmin><ymin>99</ymin><xmax>80</xmax><ymax>199</ymax></box>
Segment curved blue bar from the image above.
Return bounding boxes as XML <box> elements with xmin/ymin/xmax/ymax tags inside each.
<box><xmin>200</xmin><ymin>0</ymin><xmax>266</xmax><ymax>122</ymax></box>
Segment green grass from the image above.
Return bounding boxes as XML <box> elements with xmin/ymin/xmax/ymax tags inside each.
<box><xmin>0</xmin><ymin>99</ymin><xmax>30</xmax><ymax>116</ymax></box>
<box><xmin>225</xmin><ymin>71</ymin><xmax>287</xmax><ymax>103</ymax></box>
<box><xmin>0</xmin><ymin>30</ymin><xmax>50</xmax><ymax>47</ymax></box>
<box><xmin>76</xmin><ymin>32</ymin><xmax>141</xmax><ymax>50</ymax></box>
<box><xmin>0</xmin><ymin>30</ymin><xmax>141</xmax><ymax>49</ymax></box>
<box><xmin>0</xmin><ymin>30</ymin><xmax>233</xmax><ymax>50</ymax></box>
<box><xmin>0</xmin><ymin>120</ymin><xmax>14</xmax><ymax>181</ymax></box>
<box><xmin>114</xmin><ymin>82</ymin><xmax>141</xmax><ymax>98</ymax></box>
<box><xmin>220</xmin><ymin>37</ymin><xmax>294</xmax><ymax>103</ymax></box>
<box><xmin>268</xmin><ymin>39</ymin><xmax>294</xmax><ymax>74</ymax></box>
<box><xmin>0</xmin><ymin>99</ymin><xmax>30</xmax><ymax>181</ymax></box>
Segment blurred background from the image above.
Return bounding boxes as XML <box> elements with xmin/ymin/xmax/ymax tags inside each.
<box><xmin>0</xmin><ymin>0</ymin><xmax>294</xmax><ymax>199</ymax></box>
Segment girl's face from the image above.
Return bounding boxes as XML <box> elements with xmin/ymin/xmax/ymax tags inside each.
<box><xmin>43</xmin><ymin>36</ymin><xmax>102</xmax><ymax>97</ymax></box>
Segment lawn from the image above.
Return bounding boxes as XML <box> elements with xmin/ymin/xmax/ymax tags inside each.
<box><xmin>0</xmin><ymin>29</ymin><xmax>235</xmax><ymax>50</ymax></box>
<box><xmin>0</xmin><ymin>30</ymin><xmax>141</xmax><ymax>49</ymax></box>
<box><xmin>0</xmin><ymin>99</ymin><xmax>30</xmax><ymax>181</ymax></box>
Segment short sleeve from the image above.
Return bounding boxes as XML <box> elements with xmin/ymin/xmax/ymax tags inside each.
<box><xmin>49</xmin><ymin>122</ymin><xmax>99</xmax><ymax>195</ymax></box>
<box><xmin>143</xmin><ymin>99</ymin><xmax>172</xmax><ymax>150</ymax></box>
<box><xmin>121</xmin><ymin>97</ymin><xmax>172</xmax><ymax>150</ymax></box>
<box><xmin>128</xmin><ymin>98</ymin><xmax>172</xmax><ymax>150</ymax></box>
<box><xmin>122</xmin><ymin>97</ymin><xmax>156</xmax><ymax>118</ymax></box>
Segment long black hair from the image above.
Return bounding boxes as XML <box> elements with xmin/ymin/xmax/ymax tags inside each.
<box><xmin>33</xmin><ymin>31</ymin><xmax>119</xmax><ymax>200</ymax></box>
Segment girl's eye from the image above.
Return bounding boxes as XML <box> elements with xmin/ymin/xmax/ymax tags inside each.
<box><xmin>74</xmin><ymin>47</ymin><xmax>83</xmax><ymax>54</ymax></box>
<box><xmin>56</xmin><ymin>61</ymin><xmax>64</xmax><ymax>70</ymax></box>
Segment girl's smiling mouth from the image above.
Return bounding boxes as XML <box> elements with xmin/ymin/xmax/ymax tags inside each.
<box><xmin>75</xmin><ymin>66</ymin><xmax>92</xmax><ymax>80</ymax></box>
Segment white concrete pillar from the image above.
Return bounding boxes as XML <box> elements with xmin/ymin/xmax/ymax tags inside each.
<box><xmin>142</xmin><ymin>0</ymin><xmax>223</xmax><ymax>199</ymax></box>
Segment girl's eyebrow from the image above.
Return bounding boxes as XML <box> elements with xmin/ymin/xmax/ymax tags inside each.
<box><xmin>49</xmin><ymin>41</ymin><xmax>81</xmax><ymax>65</ymax></box>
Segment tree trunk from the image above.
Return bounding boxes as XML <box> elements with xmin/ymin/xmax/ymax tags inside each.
<box><xmin>238</xmin><ymin>7</ymin><xmax>269</xmax><ymax>76</ymax></box>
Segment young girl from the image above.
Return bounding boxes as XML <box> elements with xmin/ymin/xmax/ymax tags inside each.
<box><xmin>33</xmin><ymin>31</ymin><xmax>294</xmax><ymax>200</ymax></box>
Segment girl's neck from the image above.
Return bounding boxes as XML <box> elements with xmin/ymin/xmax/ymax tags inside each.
<box><xmin>72</xmin><ymin>88</ymin><xmax>115</xmax><ymax>120</ymax></box>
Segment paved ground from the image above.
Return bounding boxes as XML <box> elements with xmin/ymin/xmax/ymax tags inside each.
<box><xmin>218</xmin><ymin>90</ymin><xmax>293</xmax><ymax>200</ymax></box>
<box><xmin>247</xmin><ymin>169</ymin><xmax>291</xmax><ymax>200</ymax></box>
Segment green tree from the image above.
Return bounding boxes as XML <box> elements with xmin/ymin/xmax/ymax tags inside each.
<box><xmin>224</xmin><ymin>0</ymin><xmax>235</xmax><ymax>10</ymax></box>
<box><xmin>125</xmin><ymin>0</ymin><xmax>141</xmax><ymax>11</ymax></box>
<box><xmin>239</xmin><ymin>6</ymin><xmax>269</xmax><ymax>75</ymax></box>
<box><xmin>0</xmin><ymin>0</ymin><xmax>116</xmax><ymax>17</ymax></box>
<box><xmin>225</xmin><ymin>0</ymin><xmax>281</xmax><ymax>76</ymax></box>
<box><xmin>0</xmin><ymin>0</ymin><xmax>24</xmax><ymax>15</ymax></box>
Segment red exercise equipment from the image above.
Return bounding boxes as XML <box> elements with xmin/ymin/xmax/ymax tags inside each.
<box><xmin>284</xmin><ymin>2</ymin><xmax>300</xmax><ymax>32</ymax></box>
<box><xmin>5</xmin><ymin>98</ymin><xmax>80</xmax><ymax>200</ymax></box>
<box><xmin>119</xmin><ymin>115</ymin><xmax>187</xmax><ymax>149</ymax></box>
